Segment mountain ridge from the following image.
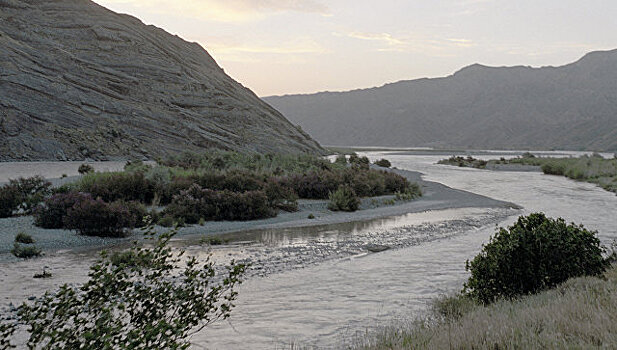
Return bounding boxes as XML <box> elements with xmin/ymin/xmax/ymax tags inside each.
<box><xmin>264</xmin><ymin>49</ymin><xmax>617</xmax><ymax>151</ymax></box>
<box><xmin>0</xmin><ymin>0</ymin><xmax>323</xmax><ymax>161</ymax></box>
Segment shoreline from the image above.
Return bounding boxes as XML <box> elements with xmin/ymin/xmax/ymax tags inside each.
<box><xmin>0</xmin><ymin>167</ymin><xmax>518</xmax><ymax>260</ymax></box>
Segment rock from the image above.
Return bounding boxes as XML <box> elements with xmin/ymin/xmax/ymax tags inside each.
<box><xmin>365</xmin><ymin>244</ymin><xmax>391</xmax><ymax>253</ymax></box>
<box><xmin>0</xmin><ymin>0</ymin><xmax>323</xmax><ymax>161</ymax></box>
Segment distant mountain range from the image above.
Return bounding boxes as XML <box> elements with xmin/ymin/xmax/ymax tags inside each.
<box><xmin>265</xmin><ymin>49</ymin><xmax>617</xmax><ymax>151</ymax></box>
<box><xmin>0</xmin><ymin>0</ymin><xmax>322</xmax><ymax>161</ymax></box>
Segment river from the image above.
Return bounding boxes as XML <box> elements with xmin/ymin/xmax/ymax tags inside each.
<box><xmin>194</xmin><ymin>151</ymin><xmax>617</xmax><ymax>349</ymax></box>
<box><xmin>1</xmin><ymin>152</ymin><xmax>615</xmax><ymax>349</ymax></box>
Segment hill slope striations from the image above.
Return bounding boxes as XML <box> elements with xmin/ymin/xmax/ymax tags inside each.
<box><xmin>265</xmin><ymin>50</ymin><xmax>617</xmax><ymax>151</ymax></box>
<box><xmin>0</xmin><ymin>0</ymin><xmax>323</xmax><ymax>161</ymax></box>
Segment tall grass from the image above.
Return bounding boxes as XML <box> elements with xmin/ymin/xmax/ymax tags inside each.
<box><xmin>356</xmin><ymin>265</ymin><xmax>617</xmax><ymax>350</ymax></box>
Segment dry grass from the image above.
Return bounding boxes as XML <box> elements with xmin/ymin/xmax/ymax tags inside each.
<box><xmin>357</xmin><ymin>265</ymin><xmax>617</xmax><ymax>349</ymax></box>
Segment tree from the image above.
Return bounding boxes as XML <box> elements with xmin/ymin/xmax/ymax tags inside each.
<box><xmin>464</xmin><ymin>213</ymin><xmax>608</xmax><ymax>304</ymax></box>
<box><xmin>1</xmin><ymin>222</ymin><xmax>246</xmax><ymax>349</ymax></box>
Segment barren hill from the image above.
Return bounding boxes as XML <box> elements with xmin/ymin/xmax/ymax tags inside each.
<box><xmin>0</xmin><ymin>0</ymin><xmax>323</xmax><ymax>161</ymax></box>
<box><xmin>265</xmin><ymin>50</ymin><xmax>617</xmax><ymax>151</ymax></box>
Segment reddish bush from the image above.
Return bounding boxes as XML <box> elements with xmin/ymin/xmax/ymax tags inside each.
<box><xmin>63</xmin><ymin>198</ymin><xmax>137</xmax><ymax>237</ymax></box>
<box><xmin>34</xmin><ymin>192</ymin><xmax>93</xmax><ymax>229</ymax></box>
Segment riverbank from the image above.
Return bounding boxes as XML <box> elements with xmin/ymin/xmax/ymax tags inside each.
<box><xmin>355</xmin><ymin>263</ymin><xmax>617</xmax><ymax>349</ymax></box>
<box><xmin>0</xmin><ymin>167</ymin><xmax>517</xmax><ymax>260</ymax></box>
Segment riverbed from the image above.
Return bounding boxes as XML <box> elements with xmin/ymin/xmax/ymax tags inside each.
<box><xmin>1</xmin><ymin>152</ymin><xmax>616</xmax><ymax>349</ymax></box>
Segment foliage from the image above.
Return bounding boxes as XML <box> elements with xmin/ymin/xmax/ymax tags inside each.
<box><xmin>373</xmin><ymin>158</ymin><xmax>392</xmax><ymax>168</ymax></box>
<box><xmin>395</xmin><ymin>183</ymin><xmax>422</xmax><ymax>201</ymax></box>
<box><xmin>77</xmin><ymin>163</ymin><xmax>94</xmax><ymax>175</ymax></box>
<box><xmin>11</xmin><ymin>243</ymin><xmax>42</xmax><ymax>259</ymax></box>
<box><xmin>164</xmin><ymin>184</ymin><xmax>275</xmax><ymax>224</ymax></box>
<box><xmin>161</xmin><ymin>150</ymin><xmax>336</xmax><ymax>174</ymax></box>
<box><xmin>0</xmin><ymin>185</ymin><xmax>20</xmax><ymax>218</ymax></box>
<box><xmin>34</xmin><ymin>192</ymin><xmax>93</xmax><ymax>229</ymax></box>
<box><xmin>307</xmin><ymin>213</ymin><xmax>315</xmax><ymax>219</ymax></box>
<box><xmin>438</xmin><ymin>156</ymin><xmax>487</xmax><ymax>169</ymax></box>
<box><xmin>334</xmin><ymin>154</ymin><xmax>348</xmax><ymax>165</ymax></box>
<box><xmin>464</xmin><ymin>213</ymin><xmax>608</xmax><ymax>304</ymax></box>
<box><xmin>3</xmin><ymin>224</ymin><xmax>246</xmax><ymax>349</ymax></box>
<box><xmin>328</xmin><ymin>185</ymin><xmax>361</xmax><ymax>212</ymax></box>
<box><xmin>1</xmin><ymin>176</ymin><xmax>53</xmax><ymax>215</ymax></box>
<box><xmin>15</xmin><ymin>232</ymin><xmax>35</xmax><ymax>244</ymax></box>
<box><xmin>264</xmin><ymin>178</ymin><xmax>299</xmax><ymax>212</ymax></box>
<box><xmin>63</xmin><ymin>198</ymin><xmax>139</xmax><ymax>237</ymax></box>
<box><xmin>488</xmin><ymin>154</ymin><xmax>617</xmax><ymax>193</ymax></box>
<box><xmin>75</xmin><ymin>171</ymin><xmax>155</xmax><ymax>204</ymax></box>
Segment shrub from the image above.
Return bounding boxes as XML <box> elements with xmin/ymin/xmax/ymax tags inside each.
<box><xmin>4</xmin><ymin>225</ymin><xmax>246</xmax><ymax>348</ymax></box>
<box><xmin>11</xmin><ymin>243</ymin><xmax>42</xmax><ymax>259</ymax></box>
<box><xmin>164</xmin><ymin>184</ymin><xmax>275</xmax><ymax>223</ymax></box>
<box><xmin>396</xmin><ymin>183</ymin><xmax>422</xmax><ymax>201</ymax></box>
<box><xmin>541</xmin><ymin>161</ymin><xmax>566</xmax><ymax>175</ymax></box>
<box><xmin>382</xmin><ymin>171</ymin><xmax>410</xmax><ymax>193</ymax></box>
<box><xmin>78</xmin><ymin>164</ymin><xmax>94</xmax><ymax>175</ymax></box>
<box><xmin>63</xmin><ymin>198</ymin><xmax>137</xmax><ymax>237</ymax></box>
<box><xmin>121</xmin><ymin>200</ymin><xmax>149</xmax><ymax>228</ymax></box>
<box><xmin>34</xmin><ymin>192</ymin><xmax>93</xmax><ymax>229</ymax></box>
<box><xmin>8</xmin><ymin>176</ymin><xmax>52</xmax><ymax>214</ymax></box>
<box><xmin>307</xmin><ymin>213</ymin><xmax>315</xmax><ymax>219</ymax></box>
<box><xmin>76</xmin><ymin>172</ymin><xmax>154</xmax><ymax>204</ymax></box>
<box><xmin>264</xmin><ymin>178</ymin><xmax>298</xmax><ymax>212</ymax></box>
<box><xmin>334</xmin><ymin>155</ymin><xmax>347</xmax><ymax>165</ymax></box>
<box><xmin>464</xmin><ymin>213</ymin><xmax>608</xmax><ymax>304</ymax></box>
<box><xmin>288</xmin><ymin>170</ymin><xmax>342</xmax><ymax>199</ymax></box>
<box><xmin>328</xmin><ymin>185</ymin><xmax>360</xmax><ymax>212</ymax></box>
<box><xmin>15</xmin><ymin>232</ymin><xmax>35</xmax><ymax>244</ymax></box>
<box><xmin>0</xmin><ymin>185</ymin><xmax>19</xmax><ymax>218</ymax></box>
<box><xmin>374</xmin><ymin>158</ymin><xmax>392</xmax><ymax>168</ymax></box>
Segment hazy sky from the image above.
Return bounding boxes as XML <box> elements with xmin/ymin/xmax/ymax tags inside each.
<box><xmin>94</xmin><ymin>0</ymin><xmax>617</xmax><ymax>96</ymax></box>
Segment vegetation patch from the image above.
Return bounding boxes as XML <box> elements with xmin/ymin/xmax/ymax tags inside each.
<box><xmin>0</xmin><ymin>225</ymin><xmax>246</xmax><ymax>348</ymax></box>
<box><xmin>437</xmin><ymin>155</ymin><xmax>488</xmax><ymax>168</ymax></box>
<box><xmin>14</xmin><ymin>232</ymin><xmax>35</xmax><ymax>244</ymax></box>
<box><xmin>464</xmin><ymin>212</ymin><xmax>608</xmax><ymax>304</ymax></box>
<box><xmin>328</xmin><ymin>185</ymin><xmax>361</xmax><ymax>212</ymax></box>
<box><xmin>11</xmin><ymin>243</ymin><xmax>42</xmax><ymax>259</ymax></box>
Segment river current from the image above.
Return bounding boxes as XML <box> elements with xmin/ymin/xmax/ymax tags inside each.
<box><xmin>2</xmin><ymin>152</ymin><xmax>615</xmax><ymax>349</ymax></box>
<box><xmin>194</xmin><ymin>151</ymin><xmax>617</xmax><ymax>349</ymax></box>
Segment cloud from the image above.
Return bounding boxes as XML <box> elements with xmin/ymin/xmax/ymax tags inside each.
<box><xmin>96</xmin><ymin>0</ymin><xmax>331</xmax><ymax>22</ymax></box>
<box><xmin>338</xmin><ymin>31</ymin><xmax>476</xmax><ymax>53</ymax></box>
<box><xmin>198</xmin><ymin>36</ymin><xmax>327</xmax><ymax>63</ymax></box>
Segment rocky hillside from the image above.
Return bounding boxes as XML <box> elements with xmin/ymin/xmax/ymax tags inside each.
<box><xmin>265</xmin><ymin>49</ymin><xmax>617</xmax><ymax>151</ymax></box>
<box><xmin>0</xmin><ymin>0</ymin><xmax>323</xmax><ymax>161</ymax></box>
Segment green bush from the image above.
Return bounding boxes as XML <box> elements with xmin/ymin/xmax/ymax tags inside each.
<box><xmin>15</xmin><ymin>232</ymin><xmax>35</xmax><ymax>244</ymax></box>
<box><xmin>4</xmin><ymin>176</ymin><xmax>52</xmax><ymax>215</ymax></box>
<box><xmin>0</xmin><ymin>185</ymin><xmax>20</xmax><ymax>218</ymax></box>
<box><xmin>2</xmin><ymin>225</ymin><xmax>246</xmax><ymax>348</ymax></box>
<box><xmin>78</xmin><ymin>164</ymin><xmax>94</xmax><ymax>175</ymax></box>
<box><xmin>76</xmin><ymin>172</ymin><xmax>154</xmax><ymax>204</ymax></box>
<box><xmin>395</xmin><ymin>183</ymin><xmax>422</xmax><ymax>201</ymax></box>
<box><xmin>328</xmin><ymin>185</ymin><xmax>361</xmax><ymax>212</ymax></box>
<box><xmin>334</xmin><ymin>154</ymin><xmax>347</xmax><ymax>165</ymax></box>
<box><xmin>464</xmin><ymin>213</ymin><xmax>608</xmax><ymax>304</ymax></box>
<box><xmin>11</xmin><ymin>243</ymin><xmax>42</xmax><ymax>259</ymax></box>
<box><xmin>164</xmin><ymin>184</ymin><xmax>275</xmax><ymax>223</ymax></box>
<box><xmin>264</xmin><ymin>178</ymin><xmax>298</xmax><ymax>212</ymax></box>
<box><xmin>374</xmin><ymin>158</ymin><xmax>392</xmax><ymax>168</ymax></box>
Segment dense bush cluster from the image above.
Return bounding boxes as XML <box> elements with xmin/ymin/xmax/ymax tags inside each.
<box><xmin>464</xmin><ymin>213</ymin><xmax>608</xmax><ymax>304</ymax></box>
<box><xmin>34</xmin><ymin>192</ymin><xmax>146</xmax><ymax>236</ymax></box>
<box><xmin>4</xmin><ymin>152</ymin><xmax>421</xmax><ymax>237</ymax></box>
<box><xmin>163</xmin><ymin>184</ymin><xmax>275</xmax><ymax>223</ymax></box>
<box><xmin>0</xmin><ymin>176</ymin><xmax>51</xmax><ymax>217</ymax></box>
<box><xmin>374</xmin><ymin>158</ymin><xmax>392</xmax><ymax>168</ymax></box>
<box><xmin>63</xmin><ymin>198</ymin><xmax>144</xmax><ymax>237</ymax></box>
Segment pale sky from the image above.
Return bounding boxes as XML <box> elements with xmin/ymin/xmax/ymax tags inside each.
<box><xmin>94</xmin><ymin>0</ymin><xmax>617</xmax><ymax>96</ymax></box>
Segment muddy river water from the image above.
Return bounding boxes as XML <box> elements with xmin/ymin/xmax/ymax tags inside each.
<box><xmin>193</xmin><ymin>151</ymin><xmax>617</xmax><ymax>349</ymax></box>
<box><xmin>1</xmin><ymin>152</ymin><xmax>616</xmax><ymax>349</ymax></box>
